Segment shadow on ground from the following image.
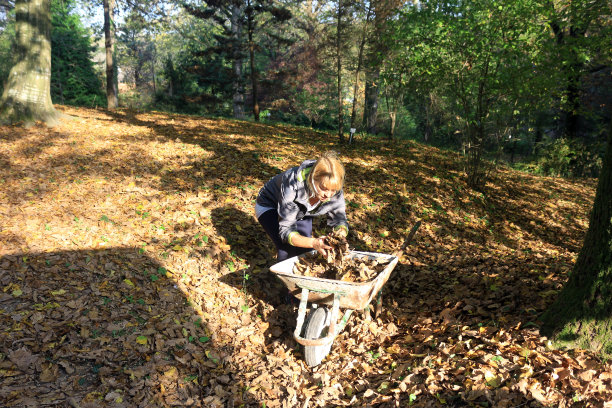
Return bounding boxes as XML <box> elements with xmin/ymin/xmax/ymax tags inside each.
<box><xmin>0</xmin><ymin>247</ymin><xmax>251</xmax><ymax>407</ymax></box>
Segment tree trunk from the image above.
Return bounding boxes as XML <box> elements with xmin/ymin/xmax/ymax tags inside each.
<box><xmin>104</xmin><ymin>0</ymin><xmax>118</xmax><ymax>109</ymax></box>
<box><xmin>384</xmin><ymin>84</ymin><xmax>399</xmax><ymax>141</ymax></box>
<box><xmin>549</xmin><ymin>13</ymin><xmax>587</xmax><ymax>140</ymax></box>
<box><xmin>465</xmin><ymin>123</ymin><xmax>486</xmax><ymax>190</ymax></box>
<box><xmin>533</xmin><ymin>112</ymin><xmax>544</xmax><ymax>155</ymax></box>
<box><xmin>424</xmin><ymin>98</ymin><xmax>432</xmax><ymax>143</ymax></box>
<box><xmin>363</xmin><ymin>67</ymin><xmax>379</xmax><ymax>134</ymax></box>
<box><xmin>562</xmin><ymin>26</ymin><xmax>586</xmax><ymax>140</ymax></box>
<box><xmin>247</xmin><ymin>9</ymin><xmax>259</xmax><ymax>121</ymax></box>
<box><xmin>336</xmin><ymin>0</ymin><xmax>344</xmax><ymax>143</ymax></box>
<box><xmin>0</xmin><ymin>0</ymin><xmax>59</xmax><ymax>126</ymax></box>
<box><xmin>231</xmin><ymin>3</ymin><xmax>245</xmax><ymax>120</ymax></box>
<box><xmin>363</xmin><ymin>0</ymin><xmax>390</xmax><ymax>135</ymax></box>
<box><xmin>349</xmin><ymin>3</ymin><xmax>372</xmax><ymax>134</ymax></box>
<box><xmin>540</xmin><ymin>117</ymin><xmax>612</xmax><ymax>358</ymax></box>
<box><xmin>151</xmin><ymin>48</ymin><xmax>156</xmax><ymax>95</ymax></box>
<box><xmin>55</xmin><ymin>59</ymin><xmax>64</xmax><ymax>104</ymax></box>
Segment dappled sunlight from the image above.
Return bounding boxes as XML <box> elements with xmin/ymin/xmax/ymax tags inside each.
<box><xmin>1</xmin><ymin>106</ymin><xmax>609</xmax><ymax>407</ymax></box>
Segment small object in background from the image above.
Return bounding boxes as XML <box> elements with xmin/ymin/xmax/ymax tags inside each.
<box><xmin>349</xmin><ymin>128</ymin><xmax>356</xmax><ymax>144</ymax></box>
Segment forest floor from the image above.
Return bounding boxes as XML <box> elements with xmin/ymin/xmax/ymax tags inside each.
<box><xmin>1</xmin><ymin>106</ymin><xmax>610</xmax><ymax>408</ymax></box>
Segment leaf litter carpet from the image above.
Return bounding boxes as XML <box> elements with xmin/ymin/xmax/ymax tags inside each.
<box><xmin>1</xmin><ymin>106</ymin><xmax>611</xmax><ymax>407</ymax></box>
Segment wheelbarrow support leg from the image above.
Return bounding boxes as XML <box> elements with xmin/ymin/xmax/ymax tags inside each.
<box><xmin>374</xmin><ymin>289</ymin><xmax>383</xmax><ymax>318</ymax></box>
<box><xmin>294</xmin><ymin>288</ymin><xmax>341</xmax><ymax>347</ymax></box>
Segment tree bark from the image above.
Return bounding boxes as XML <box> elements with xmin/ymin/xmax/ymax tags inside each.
<box><xmin>363</xmin><ymin>64</ymin><xmax>379</xmax><ymax>134</ymax></box>
<box><xmin>424</xmin><ymin>97</ymin><xmax>432</xmax><ymax>143</ymax></box>
<box><xmin>104</xmin><ymin>0</ymin><xmax>118</xmax><ymax>109</ymax></box>
<box><xmin>231</xmin><ymin>3</ymin><xmax>245</xmax><ymax>120</ymax></box>
<box><xmin>363</xmin><ymin>0</ymin><xmax>390</xmax><ymax>135</ymax></box>
<box><xmin>247</xmin><ymin>3</ymin><xmax>259</xmax><ymax>121</ymax></box>
<box><xmin>336</xmin><ymin>0</ymin><xmax>344</xmax><ymax>143</ymax></box>
<box><xmin>383</xmin><ymin>81</ymin><xmax>400</xmax><ymax>140</ymax></box>
<box><xmin>349</xmin><ymin>2</ymin><xmax>372</xmax><ymax>134</ymax></box>
<box><xmin>541</xmin><ymin>117</ymin><xmax>612</xmax><ymax>358</ymax></box>
<box><xmin>0</xmin><ymin>0</ymin><xmax>59</xmax><ymax>126</ymax></box>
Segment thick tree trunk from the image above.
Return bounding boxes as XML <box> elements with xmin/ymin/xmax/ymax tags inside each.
<box><xmin>104</xmin><ymin>0</ymin><xmax>118</xmax><ymax>109</ymax></box>
<box><xmin>541</xmin><ymin>118</ymin><xmax>612</xmax><ymax>358</ymax></box>
<box><xmin>0</xmin><ymin>0</ymin><xmax>59</xmax><ymax>126</ymax></box>
<box><xmin>231</xmin><ymin>4</ymin><xmax>245</xmax><ymax>120</ymax></box>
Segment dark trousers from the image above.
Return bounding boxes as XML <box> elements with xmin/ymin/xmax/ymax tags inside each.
<box><xmin>258</xmin><ymin>209</ymin><xmax>313</xmax><ymax>261</ymax></box>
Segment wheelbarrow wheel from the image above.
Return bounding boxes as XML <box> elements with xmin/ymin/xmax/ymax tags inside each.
<box><xmin>304</xmin><ymin>307</ymin><xmax>332</xmax><ymax>367</ymax></box>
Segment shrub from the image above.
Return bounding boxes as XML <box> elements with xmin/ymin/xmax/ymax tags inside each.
<box><xmin>534</xmin><ymin>138</ymin><xmax>604</xmax><ymax>178</ymax></box>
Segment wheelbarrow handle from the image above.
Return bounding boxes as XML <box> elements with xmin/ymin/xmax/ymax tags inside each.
<box><xmin>294</xmin><ymin>288</ymin><xmax>340</xmax><ymax>347</ymax></box>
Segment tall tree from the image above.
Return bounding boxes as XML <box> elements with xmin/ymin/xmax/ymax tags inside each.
<box><xmin>51</xmin><ymin>0</ymin><xmax>104</xmax><ymax>107</ymax></box>
<box><xmin>103</xmin><ymin>0</ymin><xmax>118</xmax><ymax>109</ymax></box>
<box><xmin>244</xmin><ymin>0</ymin><xmax>290</xmax><ymax>121</ymax></box>
<box><xmin>335</xmin><ymin>0</ymin><xmax>344</xmax><ymax>142</ymax></box>
<box><xmin>183</xmin><ymin>0</ymin><xmax>247</xmax><ymax>119</ymax></box>
<box><xmin>263</xmin><ymin>0</ymin><xmax>335</xmax><ymax>128</ymax></box>
<box><xmin>184</xmin><ymin>0</ymin><xmax>290</xmax><ymax>121</ymax></box>
<box><xmin>541</xmin><ymin>117</ymin><xmax>612</xmax><ymax>358</ymax></box>
<box><xmin>362</xmin><ymin>0</ymin><xmax>400</xmax><ymax>134</ymax></box>
<box><xmin>348</xmin><ymin>0</ymin><xmax>372</xmax><ymax>136</ymax></box>
<box><xmin>545</xmin><ymin>0</ymin><xmax>608</xmax><ymax>140</ymax></box>
<box><xmin>381</xmin><ymin>64</ymin><xmax>405</xmax><ymax>140</ymax></box>
<box><xmin>77</xmin><ymin>0</ymin><xmax>166</xmax><ymax>110</ymax></box>
<box><xmin>117</xmin><ymin>9</ymin><xmax>156</xmax><ymax>91</ymax></box>
<box><xmin>0</xmin><ymin>0</ymin><xmax>59</xmax><ymax>126</ymax></box>
<box><xmin>390</xmin><ymin>0</ymin><xmax>551</xmax><ymax>189</ymax></box>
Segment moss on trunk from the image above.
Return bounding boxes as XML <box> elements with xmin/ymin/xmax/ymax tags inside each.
<box><xmin>0</xmin><ymin>0</ymin><xmax>60</xmax><ymax>127</ymax></box>
<box><xmin>541</xmin><ymin>119</ymin><xmax>612</xmax><ymax>358</ymax></box>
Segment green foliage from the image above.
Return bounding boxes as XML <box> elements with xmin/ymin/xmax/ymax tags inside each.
<box><xmin>147</xmin><ymin>8</ymin><xmax>235</xmax><ymax>116</ymax></box>
<box><xmin>0</xmin><ymin>11</ymin><xmax>16</xmax><ymax>92</ymax></box>
<box><xmin>528</xmin><ymin>138</ymin><xmax>605</xmax><ymax>178</ymax></box>
<box><xmin>155</xmin><ymin>52</ymin><xmax>233</xmax><ymax>116</ymax></box>
<box><xmin>385</xmin><ymin>0</ymin><xmax>562</xmax><ymax>186</ymax></box>
<box><xmin>50</xmin><ymin>0</ymin><xmax>105</xmax><ymax>107</ymax></box>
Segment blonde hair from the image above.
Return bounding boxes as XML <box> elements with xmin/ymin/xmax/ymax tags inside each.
<box><xmin>309</xmin><ymin>151</ymin><xmax>345</xmax><ymax>192</ymax></box>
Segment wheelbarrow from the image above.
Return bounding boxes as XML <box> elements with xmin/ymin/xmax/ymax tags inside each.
<box><xmin>269</xmin><ymin>222</ymin><xmax>421</xmax><ymax>366</ymax></box>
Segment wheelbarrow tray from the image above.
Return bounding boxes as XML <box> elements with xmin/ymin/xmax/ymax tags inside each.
<box><xmin>270</xmin><ymin>250</ymin><xmax>398</xmax><ymax>310</ymax></box>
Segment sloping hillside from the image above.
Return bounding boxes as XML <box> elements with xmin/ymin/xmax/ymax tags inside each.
<box><xmin>1</xmin><ymin>106</ymin><xmax>609</xmax><ymax>407</ymax></box>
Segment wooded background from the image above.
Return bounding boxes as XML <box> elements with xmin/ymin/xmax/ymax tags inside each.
<box><xmin>0</xmin><ymin>0</ymin><xmax>609</xmax><ymax>188</ymax></box>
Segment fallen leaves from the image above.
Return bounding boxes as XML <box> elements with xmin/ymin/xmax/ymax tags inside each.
<box><xmin>0</xmin><ymin>106</ymin><xmax>609</xmax><ymax>407</ymax></box>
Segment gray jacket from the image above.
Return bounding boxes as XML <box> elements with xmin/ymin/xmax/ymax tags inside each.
<box><xmin>256</xmin><ymin>159</ymin><xmax>349</xmax><ymax>243</ymax></box>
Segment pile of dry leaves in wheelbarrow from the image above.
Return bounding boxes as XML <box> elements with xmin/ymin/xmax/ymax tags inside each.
<box><xmin>292</xmin><ymin>231</ymin><xmax>391</xmax><ymax>282</ymax></box>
